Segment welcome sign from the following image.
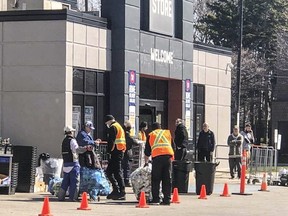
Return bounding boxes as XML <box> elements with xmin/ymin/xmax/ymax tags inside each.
<box><xmin>149</xmin><ymin>0</ymin><xmax>174</xmax><ymax>36</ymax></box>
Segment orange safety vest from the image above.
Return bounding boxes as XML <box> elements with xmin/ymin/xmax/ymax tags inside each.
<box><xmin>149</xmin><ymin>129</ymin><xmax>174</xmax><ymax>158</ymax></box>
<box><xmin>138</xmin><ymin>131</ymin><xmax>147</xmax><ymax>141</ymax></box>
<box><xmin>111</xmin><ymin>122</ymin><xmax>126</xmax><ymax>152</ymax></box>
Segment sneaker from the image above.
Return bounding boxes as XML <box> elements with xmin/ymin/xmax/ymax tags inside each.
<box><xmin>149</xmin><ymin>200</ymin><xmax>160</xmax><ymax>205</ymax></box>
<box><xmin>106</xmin><ymin>190</ymin><xmax>119</xmax><ymax>200</ymax></box>
<box><xmin>160</xmin><ymin>201</ymin><xmax>170</xmax><ymax>206</ymax></box>
<box><xmin>111</xmin><ymin>192</ymin><xmax>126</xmax><ymax>200</ymax></box>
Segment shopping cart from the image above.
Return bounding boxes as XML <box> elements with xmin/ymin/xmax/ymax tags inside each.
<box><xmin>247</xmin><ymin>145</ymin><xmax>274</xmax><ymax>185</ymax></box>
<box><xmin>95</xmin><ymin>141</ymin><xmax>109</xmax><ymax>170</ymax></box>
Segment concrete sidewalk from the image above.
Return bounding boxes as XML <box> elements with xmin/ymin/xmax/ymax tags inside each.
<box><xmin>0</xmin><ymin>178</ymin><xmax>287</xmax><ymax>216</ymax></box>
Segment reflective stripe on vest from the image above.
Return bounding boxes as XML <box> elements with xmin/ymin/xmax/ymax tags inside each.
<box><xmin>111</xmin><ymin>122</ymin><xmax>126</xmax><ymax>152</ymax></box>
<box><xmin>149</xmin><ymin>129</ymin><xmax>174</xmax><ymax>158</ymax></box>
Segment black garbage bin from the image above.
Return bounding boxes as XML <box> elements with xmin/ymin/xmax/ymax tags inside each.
<box><xmin>194</xmin><ymin>162</ymin><xmax>218</xmax><ymax>195</ymax></box>
<box><xmin>172</xmin><ymin>161</ymin><xmax>193</xmax><ymax>193</ymax></box>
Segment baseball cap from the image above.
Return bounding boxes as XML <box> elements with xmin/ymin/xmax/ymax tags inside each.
<box><xmin>64</xmin><ymin>126</ymin><xmax>76</xmax><ymax>133</ymax></box>
<box><xmin>85</xmin><ymin>121</ymin><xmax>95</xmax><ymax>130</ymax></box>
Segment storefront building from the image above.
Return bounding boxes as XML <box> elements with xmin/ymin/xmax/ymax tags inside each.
<box><xmin>0</xmin><ymin>0</ymin><xmax>231</xmax><ymax>167</ymax></box>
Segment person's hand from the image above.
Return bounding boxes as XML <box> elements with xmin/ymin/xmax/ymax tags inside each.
<box><xmin>86</xmin><ymin>145</ymin><xmax>93</xmax><ymax>151</ymax></box>
<box><xmin>94</xmin><ymin>139</ymin><xmax>101</xmax><ymax>145</ymax></box>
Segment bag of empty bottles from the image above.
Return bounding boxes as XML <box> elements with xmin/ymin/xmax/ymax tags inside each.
<box><xmin>130</xmin><ymin>164</ymin><xmax>152</xmax><ymax>201</ymax></box>
<box><xmin>79</xmin><ymin>167</ymin><xmax>110</xmax><ymax>200</ymax></box>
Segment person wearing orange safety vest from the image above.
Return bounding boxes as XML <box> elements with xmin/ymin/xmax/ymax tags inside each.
<box><xmin>144</xmin><ymin>122</ymin><xmax>175</xmax><ymax>205</ymax></box>
<box><xmin>105</xmin><ymin>114</ymin><xmax>126</xmax><ymax>200</ymax></box>
<box><xmin>138</xmin><ymin>121</ymin><xmax>148</xmax><ymax>141</ymax></box>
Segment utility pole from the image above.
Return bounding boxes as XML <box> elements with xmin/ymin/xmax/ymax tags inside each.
<box><xmin>236</xmin><ymin>0</ymin><xmax>244</xmax><ymax>127</ymax></box>
<box><xmin>85</xmin><ymin>0</ymin><xmax>88</xmax><ymax>11</ymax></box>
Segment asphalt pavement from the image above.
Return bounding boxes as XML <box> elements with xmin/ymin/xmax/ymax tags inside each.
<box><xmin>0</xmin><ymin>175</ymin><xmax>287</xmax><ymax>216</ymax></box>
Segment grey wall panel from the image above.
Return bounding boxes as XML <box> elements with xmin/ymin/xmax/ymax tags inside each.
<box><xmin>183</xmin><ymin>1</ymin><xmax>194</xmax><ymax>22</ymax></box>
<box><xmin>170</xmin><ymin>39</ymin><xmax>183</xmax><ymax>60</ymax></box>
<box><xmin>125</xmin><ymin>4</ymin><xmax>140</xmax><ymax>29</ymax></box>
<box><xmin>140</xmin><ymin>32</ymin><xmax>155</xmax><ymax>54</ymax></box>
<box><xmin>124</xmin><ymin>93</ymin><xmax>129</xmax><ymax>117</ymax></box>
<box><xmin>140</xmin><ymin>53</ymin><xmax>154</xmax><ymax>75</ymax></box>
<box><xmin>125</xmin><ymin>28</ymin><xmax>140</xmax><ymax>51</ymax></box>
<box><xmin>155</xmin><ymin>37</ymin><xmax>170</xmax><ymax>51</ymax></box>
<box><xmin>169</xmin><ymin>59</ymin><xmax>183</xmax><ymax>80</ymax></box>
<box><xmin>125</xmin><ymin>50</ymin><xmax>140</xmax><ymax>72</ymax></box>
<box><xmin>155</xmin><ymin>62</ymin><xmax>169</xmax><ymax>78</ymax></box>
<box><xmin>183</xmin><ymin>41</ymin><xmax>193</xmax><ymax>61</ymax></box>
<box><xmin>126</xmin><ymin>0</ymin><xmax>140</xmax><ymax>7</ymax></box>
<box><xmin>124</xmin><ymin>71</ymin><xmax>129</xmax><ymax>94</ymax></box>
<box><xmin>183</xmin><ymin>21</ymin><xmax>193</xmax><ymax>42</ymax></box>
<box><xmin>182</xmin><ymin>61</ymin><xmax>193</xmax><ymax>80</ymax></box>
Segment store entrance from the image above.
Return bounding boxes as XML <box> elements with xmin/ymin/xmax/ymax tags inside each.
<box><xmin>139</xmin><ymin>99</ymin><xmax>166</xmax><ymax>133</ymax></box>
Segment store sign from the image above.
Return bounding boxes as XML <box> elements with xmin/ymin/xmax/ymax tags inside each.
<box><xmin>128</xmin><ymin>70</ymin><xmax>137</xmax><ymax>136</ymax></box>
<box><xmin>185</xmin><ymin>79</ymin><xmax>191</xmax><ymax>137</ymax></box>
<box><xmin>149</xmin><ymin>0</ymin><xmax>174</xmax><ymax>36</ymax></box>
<box><xmin>150</xmin><ymin>48</ymin><xmax>174</xmax><ymax>64</ymax></box>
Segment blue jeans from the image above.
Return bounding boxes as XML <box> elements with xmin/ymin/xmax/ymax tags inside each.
<box><xmin>59</xmin><ymin>166</ymin><xmax>80</xmax><ymax>201</ymax></box>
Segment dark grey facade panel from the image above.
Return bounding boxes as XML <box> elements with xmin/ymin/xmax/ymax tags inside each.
<box><xmin>183</xmin><ymin>41</ymin><xmax>193</xmax><ymax>61</ymax></box>
<box><xmin>155</xmin><ymin>62</ymin><xmax>170</xmax><ymax>78</ymax></box>
<box><xmin>109</xmin><ymin>70</ymin><xmax>125</xmax><ymax>119</ymax></box>
<box><xmin>125</xmin><ymin>50</ymin><xmax>140</xmax><ymax>72</ymax></box>
<box><xmin>112</xmin><ymin>50</ymin><xmax>125</xmax><ymax>72</ymax></box>
<box><xmin>125</xmin><ymin>4</ymin><xmax>140</xmax><ymax>29</ymax></box>
<box><xmin>169</xmin><ymin>59</ymin><xmax>183</xmax><ymax>80</ymax></box>
<box><xmin>0</xmin><ymin>9</ymin><xmax>108</xmax><ymax>29</ymax></box>
<box><xmin>140</xmin><ymin>53</ymin><xmax>155</xmax><ymax>75</ymax></box>
<box><xmin>102</xmin><ymin>0</ymin><xmax>125</xmax><ymax>28</ymax></box>
<box><xmin>182</xmin><ymin>20</ymin><xmax>193</xmax><ymax>42</ymax></box>
<box><xmin>182</xmin><ymin>61</ymin><xmax>193</xmax><ymax>80</ymax></box>
<box><xmin>170</xmin><ymin>39</ymin><xmax>183</xmax><ymax>60</ymax></box>
<box><xmin>112</xmin><ymin>29</ymin><xmax>125</xmax><ymax>50</ymax></box>
<box><xmin>125</xmin><ymin>0</ymin><xmax>141</xmax><ymax>8</ymax></box>
<box><xmin>125</xmin><ymin>28</ymin><xmax>140</xmax><ymax>51</ymax></box>
<box><xmin>140</xmin><ymin>32</ymin><xmax>155</xmax><ymax>54</ymax></box>
<box><xmin>155</xmin><ymin>37</ymin><xmax>170</xmax><ymax>51</ymax></box>
<box><xmin>183</xmin><ymin>1</ymin><xmax>194</xmax><ymax>22</ymax></box>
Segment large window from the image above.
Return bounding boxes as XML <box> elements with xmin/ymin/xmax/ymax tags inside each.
<box><xmin>193</xmin><ymin>84</ymin><xmax>205</xmax><ymax>142</ymax></box>
<box><xmin>73</xmin><ymin>68</ymin><xmax>108</xmax><ymax>139</ymax></box>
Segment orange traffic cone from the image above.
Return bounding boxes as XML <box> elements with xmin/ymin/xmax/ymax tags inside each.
<box><xmin>77</xmin><ymin>192</ymin><xmax>91</xmax><ymax>210</ymax></box>
<box><xmin>220</xmin><ymin>183</ymin><xmax>231</xmax><ymax>197</ymax></box>
<box><xmin>38</xmin><ymin>197</ymin><xmax>53</xmax><ymax>216</ymax></box>
<box><xmin>198</xmin><ymin>185</ymin><xmax>207</xmax><ymax>199</ymax></box>
<box><xmin>136</xmin><ymin>191</ymin><xmax>149</xmax><ymax>208</ymax></box>
<box><xmin>171</xmin><ymin>188</ymin><xmax>180</xmax><ymax>204</ymax></box>
<box><xmin>259</xmin><ymin>173</ymin><xmax>269</xmax><ymax>192</ymax></box>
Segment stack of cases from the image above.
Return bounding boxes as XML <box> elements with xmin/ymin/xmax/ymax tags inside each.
<box><xmin>131</xmin><ymin>142</ymin><xmax>145</xmax><ymax>173</ymax></box>
<box><xmin>10</xmin><ymin>163</ymin><xmax>19</xmax><ymax>195</ymax></box>
<box><xmin>12</xmin><ymin>146</ymin><xmax>37</xmax><ymax>193</ymax></box>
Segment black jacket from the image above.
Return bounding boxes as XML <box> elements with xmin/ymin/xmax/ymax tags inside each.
<box><xmin>174</xmin><ymin>124</ymin><xmax>189</xmax><ymax>148</ymax></box>
<box><xmin>196</xmin><ymin>130</ymin><xmax>215</xmax><ymax>151</ymax></box>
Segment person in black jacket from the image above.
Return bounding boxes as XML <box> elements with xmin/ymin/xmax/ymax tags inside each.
<box><xmin>105</xmin><ymin>115</ymin><xmax>126</xmax><ymax>200</ymax></box>
<box><xmin>122</xmin><ymin>120</ymin><xmax>137</xmax><ymax>187</ymax></box>
<box><xmin>174</xmin><ymin>118</ymin><xmax>189</xmax><ymax>160</ymax></box>
<box><xmin>196</xmin><ymin>123</ymin><xmax>215</xmax><ymax>162</ymax></box>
